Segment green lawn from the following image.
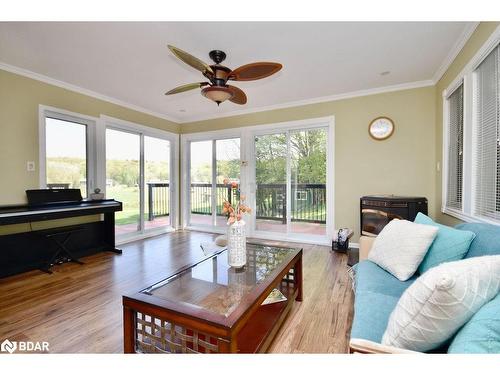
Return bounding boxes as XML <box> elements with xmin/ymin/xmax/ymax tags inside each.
<box><xmin>108</xmin><ymin>185</ymin><xmax>172</xmax><ymax>225</ymax></box>
<box><xmin>108</xmin><ymin>185</ymin><xmax>326</xmax><ymax>226</ymax></box>
<box><xmin>107</xmin><ymin>186</ymin><xmax>140</xmax><ymax>225</ymax></box>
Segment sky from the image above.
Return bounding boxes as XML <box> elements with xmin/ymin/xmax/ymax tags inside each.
<box><xmin>46</xmin><ymin>118</ymin><xmax>240</xmax><ymax>169</ymax></box>
<box><xmin>190</xmin><ymin>138</ymin><xmax>240</xmax><ymax>168</ymax></box>
<box><xmin>46</xmin><ymin>118</ymin><xmax>86</xmax><ymax>158</ymax></box>
<box><xmin>46</xmin><ymin>118</ymin><xmax>170</xmax><ymax>162</ymax></box>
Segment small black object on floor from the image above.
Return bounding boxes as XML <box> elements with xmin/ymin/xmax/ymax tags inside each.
<box><xmin>347</xmin><ymin>248</ymin><xmax>359</xmax><ymax>266</ymax></box>
<box><xmin>332</xmin><ymin>240</ymin><xmax>359</xmax><ymax>266</ymax></box>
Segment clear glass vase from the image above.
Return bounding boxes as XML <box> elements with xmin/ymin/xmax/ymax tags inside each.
<box><xmin>227</xmin><ymin>219</ymin><xmax>246</xmax><ymax>268</ymax></box>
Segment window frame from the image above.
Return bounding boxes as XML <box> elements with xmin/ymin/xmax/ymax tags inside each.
<box><xmin>180</xmin><ymin>116</ymin><xmax>335</xmax><ymax>246</ymax></box>
<box><xmin>181</xmin><ymin>129</ymin><xmax>242</xmax><ymax>232</ymax></box>
<box><xmin>251</xmin><ymin>123</ymin><xmax>331</xmax><ymax>243</ymax></box>
<box><xmin>101</xmin><ymin>115</ymin><xmax>180</xmax><ymax>237</ymax></box>
<box><xmin>442</xmin><ymin>25</ymin><xmax>500</xmax><ymax>225</ymax></box>
<box><xmin>442</xmin><ymin>81</ymin><xmax>465</xmax><ymax>215</ymax></box>
<box><xmin>38</xmin><ymin>105</ymin><xmax>97</xmax><ymax>197</ymax></box>
<box><xmin>38</xmin><ymin>106</ymin><xmax>179</xmax><ymax>243</ymax></box>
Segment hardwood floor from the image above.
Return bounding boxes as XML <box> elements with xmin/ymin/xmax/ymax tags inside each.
<box><xmin>0</xmin><ymin>230</ymin><xmax>354</xmax><ymax>353</ymax></box>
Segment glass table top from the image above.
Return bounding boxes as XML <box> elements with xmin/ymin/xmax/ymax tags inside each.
<box><xmin>141</xmin><ymin>243</ymin><xmax>299</xmax><ymax>317</ymax></box>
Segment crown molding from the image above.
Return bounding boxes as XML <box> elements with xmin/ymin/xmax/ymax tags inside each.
<box><xmin>178</xmin><ymin>79</ymin><xmax>435</xmax><ymax>123</ymax></box>
<box><xmin>0</xmin><ymin>22</ymin><xmax>478</xmax><ymax>125</ymax></box>
<box><xmin>0</xmin><ymin>61</ymin><xmax>181</xmax><ymax>123</ymax></box>
<box><xmin>431</xmin><ymin>22</ymin><xmax>479</xmax><ymax>84</ymax></box>
<box><xmin>179</xmin><ymin>23</ymin><xmax>478</xmax><ymax>124</ymax></box>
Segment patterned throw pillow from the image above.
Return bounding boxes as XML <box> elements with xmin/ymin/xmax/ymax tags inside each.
<box><xmin>368</xmin><ymin>219</ymin><xmax>438</xmax><ymax>281</ymax></box>
<box><xmin>382</xmin><ymin>255</ymin><xmax>500</xmax><ymax>352</ymax></box>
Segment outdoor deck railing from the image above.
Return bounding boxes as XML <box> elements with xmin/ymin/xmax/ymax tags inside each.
<box><xmin>147</xmin><ymin>182</ymin><xmax>170</xmax><ymax>221</ymax></box>
<box><xmin>146</xmin><ymin>182</ymin><xmax>326</xmax><ymax>224</ymax></box>
<box><xmin>256</xmin><ymin>183</ymin><xmax>326</xmax><ymax>224</ymax></box>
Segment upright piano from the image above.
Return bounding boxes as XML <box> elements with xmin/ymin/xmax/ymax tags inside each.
<box><xmin>0</xmin><ymin>189</ymin><xmax>122</xmax><ymax>278</ymax></box>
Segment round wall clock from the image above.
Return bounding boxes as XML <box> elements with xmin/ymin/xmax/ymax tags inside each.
<box><xmin>368</xmin><ymin>117</ymin><xmax>394</xmax><ymax>140</ymax></box>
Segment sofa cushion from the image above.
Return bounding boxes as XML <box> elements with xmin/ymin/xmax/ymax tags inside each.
<box><xmin>415</xmin><ymin>213</ymin><xmax>475</xmax><ymax>273</ymax></box>
<box><xmin>382</xmin><ymin>255</ymin><xmax>500</xmax><ymax>352</ymax></box>
<box><xmin>456</xmin><ymin>223</ymin><xmax>500</xmax><ymax>258</ymax></box>
<box><xmin>448</xmin><ymin>292</ymin><xmax>500</xmax><ymax>353</ymax></box>
<box><xmin>368</xmin><ymin>219</ymin><xmax>438</xmax><ymax>281</ymax></box>
<box><xmin>351</xmin><ymin>291</ymin><xmax>400</xmax><ymax>343</ymax></box>
<box><xmin>354</xmin><ymin>260</ymin><xmax>417</xmax><ymax>298</ymax></box>
<box><xmin>350</xmin><ymin>260</ymin><xmax>416</xmax><ymax>343</ymax></box>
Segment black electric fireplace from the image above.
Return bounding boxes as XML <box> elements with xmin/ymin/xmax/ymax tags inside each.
<box><xmin>360</xmin><ymin>195</ymin><xmax>428</xmax><ymax>236</ymax></box>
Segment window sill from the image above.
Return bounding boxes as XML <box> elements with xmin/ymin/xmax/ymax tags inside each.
<box><xmin>441</xmin><ymin>207</ymin><xmax>500</xmax><ymax>227</ymax></box>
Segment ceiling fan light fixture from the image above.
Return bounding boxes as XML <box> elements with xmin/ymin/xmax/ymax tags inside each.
<box><xmin>165</xmin><ymin>45</ymin><xmax>282</xmax><ymax>106</ymax></box>
<box><xmin>201</xmin><ymin>86</ymin><xmax>234</xmax><ymax>105</ymax></box>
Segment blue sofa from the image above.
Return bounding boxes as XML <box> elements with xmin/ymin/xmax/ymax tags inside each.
<box><xmin>349</xmin><ymin>222</ymin><xmax>500</xmax><ymax>353</ymax></box>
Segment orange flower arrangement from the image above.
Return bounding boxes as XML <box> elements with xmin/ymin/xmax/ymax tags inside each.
<box><xmin>222</xmin><ymin>178</ymin><xmax>252</xmax><ymax>225</ymax></box>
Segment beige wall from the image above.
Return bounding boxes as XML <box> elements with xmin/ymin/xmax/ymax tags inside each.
<box><xmin>182</xmin><ymin>86</ymin><xmax>437</xmax><ymax>240</ymax></box>
<box><xmin>434</xmin><ymin>22</ymin><xmax>500</xmax><ymax>226</ymax></box>
<box><xmin>0</xmin><ymin>69</ymin><xmax>180</xmax><ymax>206</ymax></box>
<box><xmin>4</xmin><ymin>22</ymin><xmax>496</xmax><ymax>240</ymax></box>
<box><xmin>0</xmin><ymin>69</ymin><xmax>180</xmax><ymax>235</ymax></box>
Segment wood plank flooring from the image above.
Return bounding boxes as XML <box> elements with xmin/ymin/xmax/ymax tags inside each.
<box><xmin>0</xmin><ymin>230</ymin><xmax>354</xmax><ymax>353</ymax></box>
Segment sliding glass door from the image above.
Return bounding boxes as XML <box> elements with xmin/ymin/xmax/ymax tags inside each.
<box><xmin>253</xmin><ymin>127</ymin><xmax>328</xmax><ymax>239</ymax></box>
<box><xmin>106</xmin><ymin>129</ymin><xmax>141</xmax><ymax>236</ymax></box>
<box><xmin>144</xmin><ymin>136</ymin><xmax>171</xmax><ymax>230</ymax></box>
<box><xmin>255</xmin><ymin>133</ymin><xmax>287</xmax><ymax>233</ymax></box>
<box><xmin>182</xmin><ymin>118</ymin><xmax>331</xmax><ymax>243</ymax></box>
<box><xmin>187</xmin><ymin>137</ymin><xmax>240</xmax><ymax>229</ymax></box>
<box><xmin>189</xmin><ymin>140</ymin><xmax>213</xmax><ymax>226</ymax></box>
<box><xmin>106</xmin><ymin>126</ymin><xmax>175</xmax><ymax>240</ymax></box>
<box><xmin>215</xmin><ymin>139</ymin><xmax>241</xmax><ymax>227</ymax></box>
<box><xmin>290</xmin><ymin>128</ymin><xmax>327</xmax><ymax>236</ymax></box>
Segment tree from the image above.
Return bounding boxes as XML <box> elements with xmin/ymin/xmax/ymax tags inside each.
<box><xmin>255</xmin><ymin>129</ymin><xmax>326</xmax><ymax>184</ymax></box>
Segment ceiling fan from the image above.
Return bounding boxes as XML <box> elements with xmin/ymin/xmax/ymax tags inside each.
<box><xmin>165</xmin><ymin>45</ymin><xmax>282</xmax><ymax>106</ymax></box>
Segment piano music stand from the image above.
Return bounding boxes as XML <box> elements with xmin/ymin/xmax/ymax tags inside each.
<box><xmin>42</xmin><ymin>226</ymin><xmax>85</xmax><ymax>274</ymax></box>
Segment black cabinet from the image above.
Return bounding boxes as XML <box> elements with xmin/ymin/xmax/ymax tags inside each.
<box><xmin>360</xmin><ymin>195</ymin><xmax>428</xmax><ymax>236</ymax></box>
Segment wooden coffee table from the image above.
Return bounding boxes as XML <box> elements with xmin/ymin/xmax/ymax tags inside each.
<box><xmin>123</xmin><ymin>243</ymin><xmax>303</xmax><ymax>353</ymax></box>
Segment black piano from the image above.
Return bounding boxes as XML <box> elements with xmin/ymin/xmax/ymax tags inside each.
<box><xmin>0</xmin><ymin>189</ymin><xmax>122</xmax><ymax>278</ymax></box>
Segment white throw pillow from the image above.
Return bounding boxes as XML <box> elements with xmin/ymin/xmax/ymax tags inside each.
<box><xmin>368</xmin><ymin>219</ymin><xmax>438</xmax><ymax>281</ymax></box>
<box><xmin>382</xmin><ymin>255</ymin><xmax>500</xmax><ymax>352</ymax></box>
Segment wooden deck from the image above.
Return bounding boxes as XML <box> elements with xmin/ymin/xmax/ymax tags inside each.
<box><xmin>190</xmin><ymin>214</ymin><xmax>327</xmax><ymax>236</ymax></box>
<box><xmin>0</xmin><ymin>230</ymin><xmax>353</xmax><ymax>353</ymax></box>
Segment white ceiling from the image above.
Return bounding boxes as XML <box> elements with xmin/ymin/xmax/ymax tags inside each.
<box><xmin>0</xmin><ymin>22</ymin><xmax>475</xmax><ymax>123</ymax></box>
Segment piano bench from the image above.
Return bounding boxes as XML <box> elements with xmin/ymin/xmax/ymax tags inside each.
<box><xmin>40</xmin><ymin>225</ymin><xmax>87</xmax><ymax>274</ymax></box>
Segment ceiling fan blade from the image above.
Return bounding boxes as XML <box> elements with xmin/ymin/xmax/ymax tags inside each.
<box><xmin>227</xmin><ymin>85</ymin><xmax>247</xmax><ymax>105</ymax></box>
<box><xmin>165</xmin><ymin>82</ymin><xmax>209</xmax><ymax>95</ymax></box>
<box><xmin>228</xmin><ymin>62</ymin><xmax>282</xmax><ymax>81</ymax></box>
<box><xmin>168</xmin><ymin>45</ymin><xmax>214</xmax><ymax>75</ymax></box>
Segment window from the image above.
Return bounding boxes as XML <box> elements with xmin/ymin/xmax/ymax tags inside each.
<box><xmin>445</xmin><ymin>83</ymin><xmax>464</xmax><ymax>211</ymax></box>
<box><xmin>182</xmin><ymin>117</ymin><xmax>334</xmax><ymax>244</ymax></box>
<box><xmin>473</xmin><ymin>44</ymin><xmax>500</xmax><ymax>221</ymax></box>
<box><xmin>39</xmin><ymin>108</ymin><xmax>178</xmax><ymax>243</ymax></box>
<box><xmin>254</xmin><ymin>127</ymin><xmax>328</xmax><ymax>237</ymax></box>
<box><xmin>442</xmin><ymin>29</ymin><xmax>500</xmax><ymax>226</ymax></box>
<box><xmin>296</xmin><ymin>190</ymin><xmax>308</xmax><ymax>201</ymax></box>
<box><xmin>187</xmin><ymin>137</ymin><xmax>241</xmax><ymax>229</ymax></box>
<box><xmin>106</xmin><ymin>128</ymin><xmax>141</xmax><ymax>235</ymax></box>
<box><xmin>104</xmin><ymin>117</ymin><xmax>177</xmax><ymax>240</ymax></box>
<box><xmin>40</xmin><ymin>108</ymin><xmax>95</xmax><ymax>198</ymax></box>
